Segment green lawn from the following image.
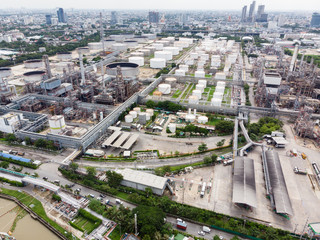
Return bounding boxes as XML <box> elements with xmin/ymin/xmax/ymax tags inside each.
<box><xmin>172</xmin><ymin>89</ymin><xmax>182</xmax><ymax>98</ymax></box>
<box><xmin>207</xmin><ymin>86</ymin><xmax>216</xmax><ymax>102</ymax></box>
<box><xmin>207</xmin><ymin>118</ymin><xmax>221</xmax><ymax>126</ymax></box>
<box><xmin>108</xmin><ymin>225</ymin><xmax>121</xmax><ymax>240</ymax></box>
<box><xmin>73</xmin><ymin>216</ymin><xmax>96</xmax><ymax>233</ymax></box>
<box><xmin>181</xmin><ymin>83</ymin><xmax>192</xmax><ymax>100</ymax></box>
<box><xmin>149</xmin><ymin>88</ymin><xmax>158</xmax><ymax>96</ymax></box>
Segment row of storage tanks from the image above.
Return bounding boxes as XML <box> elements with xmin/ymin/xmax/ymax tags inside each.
<box><xmin>188</xmin><ymin>79</ymin><xmax>208</xmax><ymax>104</ymax></box>
<box><xmin>124</xmin><ymin>107</ymin><xmax>154</xmax><ymax>124</ymax></box>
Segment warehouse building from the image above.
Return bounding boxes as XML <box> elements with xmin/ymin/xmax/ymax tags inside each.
<box><xmin>116</xmin><ymin>168</ymin><xmax>173</xmax><ymax>195</ymax></box>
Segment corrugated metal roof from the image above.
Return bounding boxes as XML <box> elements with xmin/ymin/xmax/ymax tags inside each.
<box><xmin>232</xmin><ymin>156</ymin><xmax>257</xmax><ymax>208</ymax></box>
<box><xmin>265</xmin><ymin>150</ymin><xmax>293</xmax><ymax>215</ymax></box>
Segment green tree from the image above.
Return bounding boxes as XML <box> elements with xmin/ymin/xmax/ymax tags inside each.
<box><xmin>25</xmin><ymin>137</ymin><xmax>32</xmax><ymax>145</ymax></box>
<box><xmin>211</xmin><ymin>154</ymin><xmax>218</xmax><ymax>165</ymax></box>
<box><xmin>142</xmin><ymin>235</ymin><xmax>151</xmax><ymax>240</ymax></box>
<box><xmin>145</xmin><ymin>187</ymin><xmax>153</xmax><ymax>197</ymax></box>
<box><xmin>146</xmin><ymin>100</ymin><xmax>156</xmax><ymax>109</ymax></box>
<box><xmin>215</xmin><ymin>120</ymin><xmax>234</xmax><ymax>135</ymax></box>
<box><xmin>0</xmin><ymin>161</ymin><xmax>9</xmax><ymax>169</ymax></box>
<box><xmin>203</xmin><ymin>156</ymin><xmax>212</xmax><ymax>165</ymax></box>
<box><xmin>5</xmin><ymin>134</ymin><xmax>17</xmax><ymax>143</ymax></box>
<box><xmin>105</xmin><ymin>170</ymin><xmax>123</xmax><ymax>188</ymax></box>
<box><xmin>34</xmin><ymin>139</ymin><xmax>47</xmax><ymax>148</ymax></box>
<box><xmin>216</xmin><ymin>139</ymin><xmax>225</xmax><ymax>147</ymax></box>
<box><xmin>162</xmin><ymin>165</ymin><xmax>171</xmax><ymax>174</ymax></box>
<box><xmin>69</xmin><ymin>163</ymin><xmax>79</xmax><ymax>172</ymax></box>
<box><xmin>86</xmin><ymin>167</ymin><xmax>96</xmax><ymax>178</ymax></box>
<box><xmin>198</xmin><ymin>143</ymin><xmax>208</xmax><ymax>152</ymax></box>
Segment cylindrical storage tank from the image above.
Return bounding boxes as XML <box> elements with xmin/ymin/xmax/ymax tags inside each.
<box><xmin>55</xmin><ymin>62</ymin><xmax>74</xmax><ymax>72</ymax></box>
<box><xmin>163</xmin><ymin>47</ymin><xmax>179</xmax><ymax>55</ymax></box>
<box><xmin>165</xmin><ymin>77</ymin><xmax>177</xmax><ymax>87</ymax></box>
<box><xmin>146</xmin><ymin>109</ymin><xmax>154</xmax><ymax>116</ymax></box>
<box><xmin>138</xmin><ymin>112</ymin><xmax>147</xmax><ymax>124</ymax></box>
<box><xmin>77</xmin><ymin>47</ymin><xmax>90</xmax><ymax>54</ymax></box>
<box><xmin>186</xmin><ymin>114</ymin><xmax>196</xmax><ymax>122</ymax></box>
<box><xmin>158</xmin><ymin>84</ymin><xmax>171</xmax><ymax>94</ymax></box>
<box><xmin>195</xmin><ymin>70</ymin><xmax>205</xmax><ymax>78</ymax></box>
<box><xmin>57</xmin><ymin>52</ymin><xmax>72</xmax><ymax>61</ymax></box>
<box><xmin>24</xmin><ymin>59</ymin><xmax>44</xmax><ymax>69</ymax></box>
<box><xmin>198</xmin><ymin>116</ymin><xmax>208</xmax><ymax>124</ymax></box>
<box><xmin>106</xmin><ymin>62</ymin><xmax>139</xmax><ymax>77</ymax></box>
<box><xmin>0</xmin><ymin>67</ymin><xmax>12</xmax><ymax>78</ymax></box>
<box><xmin>196</xmin><ymin>84</ymin><xmax>205</xmax><ymax>93</ymax></box>
<box><xmin>129</xmin><ymin>57</ymin><xmax>144</xmax><ymax>66</ymax></box>
<box><xmin>156</xmin><ymin>40</ymin><xmax>170</xmax><ymax>46</ymax></box>
<box><xmin>146</xmin><ymin>113</ymin><xmax>151</xmax><ymax>121</ymax></box>
<box><xmin>153</xmin><ymin>43</ymin><xmax>164</xmax><ymax>51</ymax></box>
<box><xmin>112</xmin><ymin>43</ymin><xmax>127</xmax><ymax>51</ymax></box>
<box><xmin>124</xmin><ymin>40</ymin><xmax>138</xmax><ymax>47</ymax></box>
<box><xmin>133</xmin><ymin>107</ymin><xmax>141</xmax><ymax>113</ymax></box>
<box><xmin>129</xmin><ymin>111</ymin><xmax>137</xmax><ymax>118</ymax></box>
<box><xmin>88</xmin><ymin>42</ymin><xmax>103</xmax><ymax>50</ymax></box>
<box><xmin>190</xmin><ymin>52</ymin><xmax>198</xmax><ymax>59</ymax></box>
<box><xmin>154</xmin><ymin>51</ymin><xmax>172</xmax><ymax>61</ymax></box>
<box><xmin>139</xmin><ymin>49</ymin><xmax>151</xmax><ymax>56</ymax></box>
<box><xmin>150</xmin><ymin>58</ymin><xmax>166</xmax><ymax>69</ymax></box>
<box><xmin>188</xmin><ymin>95</ymin><xmax>199</xmax><ymax>104</ymax></box>
<box><xmin>216</xmin><ymin>86</ymin><xmax>225</xmax><ymax>93</ymax></box>
<box><xmin>168</xmin><ymin>123</ymin><xmax>176</xmax><ymax>133</ymax></box>
<box><xmin>175</xmin><ymin>69</ymin><xmax>185</xmax><ymax>76</ymax></box>
<box><xmin>142</xmin><ymin>33</ymin><xmax>156</xmax><ymax>40</ymax></box>
<box><xmin>192</xmin><ymin>89</ymin><xmax>202</xmax><ymax>99</ymax></box>
<box><xmin>49</xmin><ymin>115</ymin><xmax>66</xmax><ymax>134</ymax></box>
<box><xmin>198</xmin><ymin>79</ymin><xmax>207</xmax><ymax>88</ymax></box>
<box><xmin>213</xmin><ymin>92</ymin><xmax>223</xmax><ymax>98</ymax></box>
<box><xmin>103</xmin><ymin>39</ymin><xmax>116</xmax><ymax>47</ymax></box>
<box><xmin>133</xmin><ymin>36</ymin><xmax>149</xmax><ymax>43</ymax></box>
<box><xmin>23</xmin><ymin>70</ymin><xmax>46</xmax><ymax>83</ymax></box>
<box><xmin>200</xmin><ymin>53</ymin><xmax>209</xmax><ymax>61</ymax></box>
<box><xmin>125</xmin><ymin>114</ymin><xmax>133</xmax><ymax>123</ymax></box>
<box><xmin>145</xmin><ymin>46</ymin><xmax>156</xmax><ymax>53</ymax></box>
<box><xmin>217</xmin><ymin>81</ymin><xmax>226</xmax><ymax>87</ymax></box>
<box><xmin>211</xmin><ymin>98</ymin><xmax>222</xmax><ymax>107</ymax></box>
<box><xmin>179</xmin><ymin>65</ymin><xmax>188</xmax><ymax>72</ymax></box>
<box><xmin>131</xmin><ymin>52</ymin><xmax>144</xmax><ymax>57</ymax></box>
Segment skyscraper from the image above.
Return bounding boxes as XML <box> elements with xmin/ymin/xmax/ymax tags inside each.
<box><xmin>111</xmin><ymin>11</ymin><xmax>118</xmax><ymax>25</ymax></box>
<box><xmin>241</xmin><ymin>6</ymin><xmax>247</xmax><ymax>22</ymax></box>
<box><xmin>57</xmin><ymin>8</ymin><xmax>66</xmax><ymax>23</ymax></box>
<box><xmin>256</xmin><ymin>5</ymin><xmax>268</xmax><ymax>22</ymax></box>
<box><xmin>311</xmin><ymin>12</ymin><xmax>320</xmax><ymax>27</ymax></box>
<box><xmin>257</xmin><ymin>5</ymin><xmax>265</xmax><ymax>18</ymax></box>
<box><xmin>45</xmin><ymin>14</ymin><xmax>52</xmax><ymax>25</ymax></box>
<box><xmin>149</xmin><ymin>11</ymin><xmax>160</xmax><ymax>24</ymax></box>
<box><xmin>248</xmin><ymin>1</ymin><xmax>256</xmax><ymax>23</ymax></box>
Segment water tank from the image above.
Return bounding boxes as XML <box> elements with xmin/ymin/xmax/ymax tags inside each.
<box><xmin>158</xmin><ymin>84</ymin><xmax>171</xmax><ymax>94</ymax></box>
<box><xmin>128</xmin><ymin>57</ymin><xmax>144</xmax><ymax>66</ymax></box>
<box><xmin>217</xmin><ymin>81</ymin><xmax>226</xmax><ymax>87</ymax></box>
<box><xmin>139</xmin><ymin>49</ymin><xmax>151</xmax><ymax>56</ymax></box>
<box><xmin>0</xmin><ymin>67</ymin><xmax>12</xmax><ymax>78</ymax></box>
<box><xmin>188</xmin><ymin>95</ymin><xmax>199</xmax><ymax>104</ymax></box>
<box><xmin>131</xmin><ymin>52</ymin><xmax>144</xmax><ymax>57</ymax></box>
<box><xmin>196</xmin><ymin>84</ymin><xmax>205</xmax><ymax>93</ymax></box>
<box><xmin>192</xmin><ymin>90</ymin><xmax>202</xmax><ymax>99</ymax></box>
<box><xmin>146</xmin><ymin>109</ymin><xmax>154</xmax><ymax>116</ymax></box>
<box><xmin>175</xmin><ymin>69</ymin><xmax>185</xmax><ymax>76</ymax></box>
<box><xmin>24</xmin><ymin>59</ymin><xmax>44</xmax><ymax>69</ymax></box>
<box><xmin>152</xmin><ymin>43</ymin><xmax>164</xmax><ymax>50</ymax></box>
<box><xmin>155</xmin><ymin>51</ymin><xmax>172</xmax><ymax>61</ymax></box>
<box><xmin>165</xmin><ymin>77</ymin><xmax>177</xmax><ymax>87</ymax></box>
<box><xmin>179</xmin><ymin>65</ymin><xmax>189</xmax><ymax>72</ymax></box>
<box><xmin>215</xmin><ymin>86</ymin><xmax>225</xmax><ymax>93</ymax></box>
<box><xmin>198</xmin><ymin>116</ymin><xmax>208</xmax><ymax>124</ymax></box>
<box><xmin>103</xmin><ymin>39</ymin><xmax>115</xmax><ymax>47</ymax></box>
<box><xmin>190</xmin><ymin>52</ymin><xmax>198</xmax><ymax>59</ymax></box>
<box><xmin>49</xmin><ymin>115</ymin><xmax>66</xmax><ymax>134</ymax></box>
<box><xmin>150</xmin><ymin>58</ymin><xmax>166</xmax><ymax>69</ymax></box>
<box><xmin>88</xmin><ymin>42</ymin><xmax>103</xmax><ymax>50</ymax></box>
<box><xmin>57</xmin><ymin>52</ymin><xmax>72</xmax><ymax>61</ymax></box>
<box><xmin>77</xmin><ymin>47</ymin><xmax>90</xmax><ymax>54</ymax></box>
<box><xmin>55</xmin><ymin>62</ymin><xmax>74</xmax><ymax>72</ymax></box>
<box><xmin>125</xmin><ymin>114</ymin><xmax>133</xmax><ymax>123</ymax></box>
<box><xmin>129</xmin><ymin>111</ymin><xmax>137</xmax><ymax>118</ymax></box>
<box><xmin>211</xmin><ymin>98</ymin><xmax>222</xmax><ymax>107</ymax></box>
<box><xmin>168</xmin><ymin>123</ymin><xmax>176</xmax><ymax>133</ymax></box>
<box><xmin>133</xmin><ymin>107</ymin><xmax>141</xmax><ymax>113</ymax></box>
<box><xmin>163</xmin><ymin>47</ymin><xmax>179</xmax><ymax>55</ymax></box>
<box><xmin>139</xmin><ymin>112</ymin><xmax>147</xmax><ymax>124</ymax></box>
<box><xmin>106</xmin><ymin>62</ymin><xmax>139</xmax><ymax>77</ymax></box>
<box><xmin>23</xmin><ymin>71</ymin><xmax>46</xmax><ymax>83</ymax></box>
<box><xmin>112</xmin><ymin>43</ymin><xmax>127</xmax><ymax>51</ymax></box>
<box><xmin>156</xmin><ymin>40</ymin><xmax>170</xmax><ymax>46</ymax></box>
<box><xmin>124</xmin><ymin>40</ymin><xmax>138</xmax><ymax>47</ymax></box>
<box><xmin>195</xmin><ymin>70</ymin><xmax>205</xmax><ymax>78</ymax></box>
<box><xmin>186</xmin><ymin>114</ymin><xmax>196</xmax><ymax>122</ymax></box>
<box><xmin>198</xmin><ymin>79</ymin><xmax>207</xmax><ymax>88</ymax></box>
<box><xmin>213</xmin><ymin>92</ymin><xmax>223</xmax><ymax>99</ymax></box>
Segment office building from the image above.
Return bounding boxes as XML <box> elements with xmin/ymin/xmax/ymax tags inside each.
<box><xmin>257</xmin><ymin>5</ymin><xmax>265</xmax><ymax>18</ymax></box>
<box><xmin>248</xmin><ymin>1</ymin><xmax>256</xmax><ymax>23</ymax></box>
<box><xmin>149</xmin><ymin>11</ymin><xmax>160</xmax><ymax>24</ymax></box>
<box><xmin>45</xmin><ymin>14</ymin><xmax>52</xmax><ymax>25</ymax></box>
<box><xmin>241</xmin><ymin>6</ymin><xmax>247</xmax><ymax>22</ymax></box>
<box><xmin>111</xmin><ymin>11</ymin><xmax>118</xmax><ymax>25</ymax></box>
<box><xmin>256</xmin><ymin>5</ymin><xmax>268</xmax><ymax>22</ymax></box>
<box><xmin>57</xmin><ymin>8</ymin><xmax>66</xmax><ymax>23</ymax></box>
<box><xmin>311</xmin><ymin>12</ymin><xmax>320</xmax><ymax>27</ymax></box>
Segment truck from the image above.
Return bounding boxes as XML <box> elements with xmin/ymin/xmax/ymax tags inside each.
<box><xmin>202</xmin><ymin>226</ymin><xmax>211</xmax><ymax>233</ymax></box>
<box><xmin>223</xmin><ymin>159</ymin><xmax>234</xmax><ymax>166</ymax></box>
<box><xmin>293</xmin><ymin>167</ymin><xmax>307</xmax><ymax>175</ymax></box>
<box><xmin>177</xmin><ymin>220</ymin><xmax>187</xmax><ymax>230</ymax></box>
<box><xmin>200</xmin><ymin>182</ymin><xmax>206</xmax><ymax>198</ymax></box>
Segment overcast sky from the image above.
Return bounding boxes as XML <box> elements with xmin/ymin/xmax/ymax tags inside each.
<box><xmin>1</xmin><ymin>0</ymin><xmax>320</xmax><ymax>12</ymax></box>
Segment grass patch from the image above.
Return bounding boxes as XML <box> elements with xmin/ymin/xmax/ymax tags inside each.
<box><xmin>172</xmin><ymin>89</ymin><xmax>182</xmax><ymax>98</ymax></box>
<box><xmin>149</xmin><ymin>88</ymin><xmax>158</xmax><ymax>96</ymax></box>
<box><xmin>72</xmin><ymin>215</ymin><xmax>97</xmax><ymax>233</ymax></box>
<box><xmin>108</xmin><ymin>225</ymin><xmax>121</xmax><ymax>240</ymax></box>
<box><xmin>181</xmin><ymin>83</ymin><xmax>192</xmax><ymax>100</ymax></box>
<box><xmin>208</xmin><ymin>86</ymin><xmax>216</xmax><ymax>102</ymax></box>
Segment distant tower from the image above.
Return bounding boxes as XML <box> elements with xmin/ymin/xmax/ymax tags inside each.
<box><xmin>241</xmin><ymin>6</ymin><xmax>247</xmax><ymax>22</ymax></box>
<box><xmin>248</xmin><ymin>1</ymin><xmax>256</xmax><ymax>23</ymax></box>
<box><xmin>311</xmin><ymin>13</ymin><xmax>320</xmax><ymax>27</ymax></box>
<box><xmin>257</xmin><ymin>5</ymin><xmax>265</xmax><ymax>19</ymax></box>
<box><xmin>45</xmin><ymin>14</ymin><xmax>52</xmax><ymax>25</ymax></box>
<box><xmin>111</xmin><ymin>11</ymin><xmax>118</xmax><ymax>25</ymax></box>
<box><xmin>57</xmin><ymin>8</ymin><xmax>66</xmax><ymax>23</ymax></box>
<box><xmin>149</xmin><ymin>11</ymin><xmax>160</xmax><ymax>24</ymax></box>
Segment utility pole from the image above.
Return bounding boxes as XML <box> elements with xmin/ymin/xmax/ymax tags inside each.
<box><xmin>134</xmin><ymin>213</ymin><xmax>138</xmax><ymax>235</ymax></box>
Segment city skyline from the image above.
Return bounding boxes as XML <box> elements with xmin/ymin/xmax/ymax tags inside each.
<box><xmin>0</xmin><ymin>0</ymin><xmax>319</xmax><ymax>11</ymax></box>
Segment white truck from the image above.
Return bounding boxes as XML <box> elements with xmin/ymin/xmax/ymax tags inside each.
<box><xmin>200</xmin><ymin>182</ymin><xmax>206</xmax><ymax>198</ymax></box>
<box><xmin>202</xmin><ymin>226</ymin><xmax>211</xmax><ymax>233</ymax></box>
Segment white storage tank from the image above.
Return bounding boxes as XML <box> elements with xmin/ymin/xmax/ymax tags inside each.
<box><xmin>195</xmin><ymin>70</ymin><xmax>205</xmax><ymax>78</ymax></box>
<box><xmin>133</xmin><ymin>107</ymin><xmax>141</xmax><ymax>113</ymax></box>
<box><xmin>188</xmin><ymin>95</ymin><xmax>199</xmax><ymax>104</ymax></box>
<box><xmin>24</xmin><ymin>59</ymin><xmax>44</xmax><ymax>69</ymax></box>
<box><xmin>186</xmin><ymin>114</ymin><xmax>196</xmax><ymax>122</ymax></box>
<box><xmin>150</xmin><ymin>58</ymin><xmax>166</xmax><ymax>69</ymax></box>
<box><xmin>57</xmin><ymin>52</ymin><xmax>72</xmax><ymax>61</ymax></box>
<box><xmin>198</xmin><ymin>79</ymin><xmax>207</xmax><ymax>88</ymax></box>
<box><xmin>103</xmin><ymin>39</ymin><xmax>115</xmax><ymax>47</ymax></box>
<box><xmin>168</xmin><ymin>123</ymin><xmax>176</xmax><ymax>133</ymax></box>
<box><xmin>175</xmin><ymin>69</ymin><xmax>185</xmax><ymax>76</ymax></box>
<box><xmin>129</xmin><ymin>111</ymin><xmax>138</xmax><ymax>118</ymax></box>
<box><xmin>216</xmin><ymin>86</ymin><xmax>225</xmax><ymax>93</ymax></box>
<box><xmin>131</xmin><ymin>52</ymin><xmax>144</xmax><ymax>57</ymax></box>
<box><xmin>213</xmin><ymin>92</ymin><xmax>223</xmax><ymax>99</ymax></box>
<box><xmin>165</xmin><ymin>77</ymin><xmax>177</xmax><ymax>87</ymax></box>
<box><xmin>192</xmin><ymin>89</ymin><xmax>202</xmax><ymax>99</ymax></box>
<box><xmin>23</xmin><ymin>71</ymin><xmax>46</xmax><ymax>83</ymax></box>
<box><xmin>0</xmin><ymin>67</ymin><xmax>12</xmax><ymax>78</ymax></box>
<box><xmin>146</xmin><ymin>113</ymin><xmax>151</xmax><ymax>121</ymax></box>
<box><xmin>49</xmin><ymin>115</ymin><xmax>66</xmax><ymax>134</ymax></box>
<box><xmin>155</xmin><ymin>51</ymin><xmax>172</xmax><ymax>61</ymax></box>
<box><xmin>125</xmin><ymin>114</ymin><xmax>134</xmax><ymax>123</ymax></box>
<box><xmin>163</xmin><ymin>47</ymin><xmax>179</xmax><ymax>55</ymax></box>
<box><xmin>88</xmin><ymin>42</ymin><xmax>103</xmax><ymax>50</ymax></box>
<box><xmin>190</xmin><ymin>52</ymin><xmax>198</xmax><ymax>59</ymax></box>
<box><xmin>158</xmin><ymin>84</ymin><xmax>171</xmax><ymax>94</ymax></box>
<box><xmin>77</xmin><ymin>47</ymin><xmax>90</xmax><ymax>54</ymax></box>
<box><xmin>139</xmin><ymin>49</ymin><xmax>151</xmax><ymax>56</ymax></box>
<box><xmin>153</xmin><ymin>43</ymin><xmax>164</xmax><ymax>50</ymax></box>
<box><xmin>112</xmin><ymin>43</ymin><xmax>127</xmax><ymax>51</ymax></box>
<box><xmin>198</xmin><ymin>116</ymin><xmax>208</xmax><ymax>124</ymax></box>
<box><xmin>129</xmin><ymin>57</ymin><xmax>144</xmax><ymax>66</ymax></box>
<box><xmin>179</xmin><ymin>65</ymin><xmax>188</xmax><ymax>72</ymax></box>
<box><xmin>55</xmin><ymin>62</ymin><xmax>74</xmax><ymax>72</ymax></box>
<box><xmin>146</xmin><ymin>109</ymin><xmax>154</xmax><ymax>116</ymax></box>
<box><xmin>124</xmin><ymin>40</ymin><xmax>138</xmax><ymax>47</ymax></box>
<box><xmin>211</xmin><ymin>98</ymin><xmax>222</xmax><ymax>107</ymax></box>
<box><xmin>145</xmin><ymin>46</ymin><xmax>156</xmax><ymax>53</ymax></box>
<box><xmin>196</xmin><ymin>84</ymin><xmax>205</xmax><ymax>93</ymax></box>
<box><xmin>138</xmin><ymin>112</ymin><xmax>147</xmax><ymax>124</ymax></box>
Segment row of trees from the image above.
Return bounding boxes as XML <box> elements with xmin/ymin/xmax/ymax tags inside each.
<box><xmin>146</xmin><ymin>100</ymin><xmax>185</xmax><ymax>112</ymax></box>
<box><xmin>248</xmin><ymin>117</ymin><xmax>283</xmax><ymax>141</ymax></box>
<box><xmin>175</xmin><ymin>124</ymin><xmax>210</xmax><ymax>137</ymax></box>
<box><xmin>244</xmin><ymin>84</ymin><xmax>251</xmax><ymax>106</ymax></box>
<box><xmin>215</xmin><ymin>120</ymin><xmax>234</xmax><ymax>135</ymax></box>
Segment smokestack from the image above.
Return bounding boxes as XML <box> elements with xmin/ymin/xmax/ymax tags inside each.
<box><xmin>79</xmin><ymin>53</ymin><xmax>85</xmax><ymax>85</ymax></box>
<box><xmin>188</xmin><ymin>108</ymin><xmax>191</xmax><ymax>115</ymax></box>
<box><xmin>100</xmin><ymin>111</ymin><xmax>104</xmax><ymax>121</ymax></box>
<box><xmin>194</xmin><ymin>109</ymin><xmax>197</xmax><ymax>115</ymax></box>
<box><xmin>42</xmin><ymin>55</ymin><xmax>52</xmax><ymax>78</ymax></box>
<box><xmin>289</xmin><ymin>43</ymin><xmax>299</xmax><ymax>72</ymax></box>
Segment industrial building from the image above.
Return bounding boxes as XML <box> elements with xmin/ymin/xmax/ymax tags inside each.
<box><xmin>115</xmin><ymin>168</ymin><xmax>173</xmax><ymax>195</ymax></box>
<box><xmin>0</xmin><ymin>112</ymin><xmax>25</xmax><ymax>133</ymax></box>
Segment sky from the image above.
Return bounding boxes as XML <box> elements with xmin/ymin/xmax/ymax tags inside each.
<box><xmin>1</xmin><ymin>0</ymin><xmax>320</xmax><ymax>12</ymax></box>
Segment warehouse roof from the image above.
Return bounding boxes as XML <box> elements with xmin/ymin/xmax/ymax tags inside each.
<box><xmin>122</xmin><ymin>134</ymin><xmax>139</xmax><ymax>150</ymax></box>
<box><xmin>265</xmin><ymin>150</ymin><xmax>293</xmax><ymax>215</ymax></box>
<box><xmin>272</xmin><ymin>137</ymin><xmax>288</xmax><ymax>145</ymax></box>
<box><xmin>22</xmin><ymin>176</ymin><xmax>60</xmax><ymax>192</ymax></box>
<box><xmin>116</xmin><ymin>168</ymin><xmax>168</xmax><ymax>190</ymax></box>
<box><xmin>113</xmin><ymin>132</ymin><xmax>130</xmax><ymax>148</ymax></box>
<box><xmin>102</xmin><ymin>131</ymin><xmax>121</xmax><ymax>147</ymax></box>
<box><xmin>232</xmin><ymin>156</ymin><xmax>257</xmax><ymax>208</ymax></box>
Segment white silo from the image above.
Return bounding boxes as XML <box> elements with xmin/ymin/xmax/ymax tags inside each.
<box><xmin>198</xmin><ymin>116</ymin><xmax>208</xmax><ymax>124</ymax></box>
<box><xmin>165</xmin><ymin>77</ymin><xmax>177</xmax><ymax>87</ymax></box>
<box><xmin>150</xmin><ymin>58</ymin><xmax>166</xmax><ymax>69</ymax></box>
<box><xmin>49</xmin><ymin>115</ymin><xmax>66</xmax><ymax>134</ymax></box>
<box><xmin>112</xmin><ymin>43</ymin><xmax>127</xmax><ymax>51</ymax></box>
<box><xmin>195</xmin><ymin>70</ymin><xmax>205</xmax><ymax>78</ymax></box>
<box><xmin>198</xmin><ymin>79</ymin><xmax>207</xmax><ymax>88</ymax></box>
<box><xmin>129</xmin><ymin>57</ymin><xmax>144</xmax><ymax>66</ymax></box>
<box><xmin>211</xmin><ymin>98</ymin><xmax>222</xmax><ymax>107</ymax></box>
<box><xmin>125</xmin><ymin>114</ymin><xmax>133</xmax><ymax>123</ymax></box>
<box><xmin>163</xmin><ymin>47</ymin><xmax>179</xmax><ymax>55</ymax></box>
<box><xmin>146</xmin><ymin>113</ymin><xmax>151</xmax><ymax>121</ymax></box>
<box><xmin>129</xmin><ymin>111</ymin><xmax>138</xmax><ymax>118</ymax></box>
<box><xmin>213</xmin><ymin>92</ymin><xmax>223</xmax><ymax>99</ymax></box>
<box><xmin>175</xmin><ymin>69</ymin><xmax>185</xmax><ymax>76</ymax></box>
<box><xmin>185</xmin><ymin>114</ymin><xmax>196</xmax><ymax>122</ymax></box>
<box><xmin>188</xmin><ymin>95</ymin><xmax>199</xmax><ymax>104</ymax></box>
<box><xmin>217</xmin><ymin>81</ymin><xmax>226</xmax><ymax>87</ymax></box>
<box><xmin>133</xmin><ymin>107</ymin><xmax>141</xmax><ymax>113</ymax></box>
<box><xmin>216</xmin><ymin>86</ymin><xmax>225</xmax><ymax>93</ymax></box>
<box><xmin>192</xmin><ymin>90</ymin><xmax>202</xmax><ymax>99</ymax></box>
<box><xmin>153</xmin><ymin>43</ymin><xmax>164</xmax><ymax>50</ymax></box>
<box><xmin>190</xmin><ymin>52</ymin><xmax>198</xmax><ymax>59</ymax></box>
<box><xmin>168</xmin><ymin>123</ymin><xmax>176</xmax><ymax>133</ymax></box>
<box><xmin>139</xmin><ymin>49</ymin><xmax>151</xmax><ymax>56</ymax></box>
<box><xmin>158</xmin><ymin>84</ymin><xmax>171</xmax><ymax>94</ymax></box>
<box><xmin>196</xmin><ymin>84</ymin><xmax>205</xmax><ymax>93</ymax></box>
<box><xmin>146</xmin><ymin>109</ymin><xmax>154</xmax><ymax>116</ymax></box>
<box><xmin>100</xmin><ymin>112</ymin><xmax>104</xmax><ymax>121</ymax></box>
<box><xmin>154</xmin><ymin>51</ymin><xmax>172</xmax><ymax>61</ymax></box>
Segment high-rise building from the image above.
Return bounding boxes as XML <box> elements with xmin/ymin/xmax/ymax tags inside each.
<box><xmin>149</xmin><ymin>11</ymin><xmax>160</xmax><ymax>24</ymax></box>
<box><xmin>248</xmin><ymin>1</ymin><xmax>256</xmax><ymax>23</ymax></box>
<box><xmin>111</xmin><ymin>11</ymin><xmax>118</xmax><ymax>25</ymax></box>
<box><xmin>257</xmin><ymin>5</ymin><xmax>265</xmax><ymax>18</ymax></box>
<box><xmin>241</xmin><ymin>6</ymin><xmax>247</xmax><ymax>22</ymax></box>
<box><xmin>311</xmin><ymin>12</ymin><xmax>320</xmax><ymax>27</ymax></box>
<box><xmin>57</xmin><ymin>8</ymin><xmax>66</xmax><ymax>23</ymax></box>
<box><xmin>45</xmin><ymin>14</ymin><xmax>52</xmax><ymax>25</ymax></box>
<box><xmin>256</xmin><ymin>5</ymin><xmax>268</xmax><ymax>22</ymax></box>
